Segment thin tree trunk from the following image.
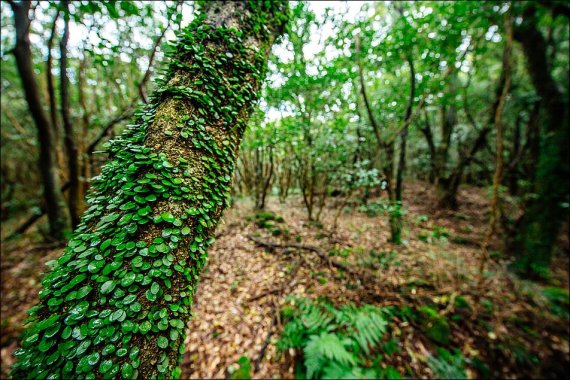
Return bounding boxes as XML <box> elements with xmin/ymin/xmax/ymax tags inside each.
<box><xmin>479</xmin><ymin>9</ymin><xmax>513</xmax><ymax>282</ymax></box>
<box><xmin>258</xmin><ymin>145</ymin><xmax>274</xmax><ymax>210</ymax></box>
<box><xmin>46</xmin><ymin>8</ymin><xmax>60</xmax><ymax>140</ymax></box>
<box><xmin>420</xmin><ymin>110</ymin><xmax>437</xmax><ymax>183</ymax></box>
<box><xmin>59</xmin><ymin>1</ymin><xmax>81</xmax><ymax>228</ymax></box>
<box><xmin>9</xmin><ymin>0</ymin><xmax>70</xmax><ymax>240</ymax></box>
<box><xmin>395</xmin><ymin>57</ymin><xmax>416</xmax><ymax>203</ymax></box>
<box><xmin>392</xmin><ymin>57</ymin><xmax>416</xmax><ymax>244</ymax></box>
<box><xmin>78</xmin><ymin>56</ymin><xmax>91</xmax><ymax>204</ymax></box>
<box><xmin>507</xmin><ymin>113</ymin><xmax>522</xmax><ymax>195</ymax></box>
<box><xmin>11</xmin><ymin>2</ymin><xmax>287</xmax><ymax>379</ymax></box>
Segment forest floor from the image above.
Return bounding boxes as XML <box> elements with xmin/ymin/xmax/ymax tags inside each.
<box><xmin>1</xmin><ymin>181</ymin><xmax>568</xmax><ymax>379</ymax></box>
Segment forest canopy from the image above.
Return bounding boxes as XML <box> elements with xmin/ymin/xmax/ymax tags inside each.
<box><xmin>0</xmin><ymin>1</ymin><xmax>568</xmax><ymax>379</ymax></box>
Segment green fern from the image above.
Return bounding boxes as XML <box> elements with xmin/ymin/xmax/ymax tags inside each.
<box><xmin>379</xmin><ymin>366</ymin><xmax>403</xmax><ymax>380</ymax></box>
<box><xmin>305</xmin><ymin>332</ymin><xmax>357</xmax><ymax>365</ymax></box>
<box><xmin>304</xmin><ymin>344</ymin><xmax>328</xmax><ymax>379</ymax></box>
<box><xmin>427</xmin><ymin>348</ymin><xmax>467</xmax><ymax>379</ymax></box>
<box><xmin>305</xmin><ymin>332</ymin><xmax>357</xmax><ymax>379</ymax></box>
<box><xmin>278</xmin><ymin>297</ymin><xmax>396</xmax><ymax>379</ymax></box>
<box><xmin>277</xmin><ymin>320</ymin><xmax>305</xmax><ymax>350</ymax></box>
<box><xmin>322</xmin><ymin>361</ymin><xmax>377</xmax><ymax>379</ymax></box>
<box><xmin>301</xmin><ymin>303</ymin><xmax>334</xmax><ymax>333</ymax></box>
<box><xmin>351</xmin><ymin>306</ymin><xmax>388</xmax><ymax>354</ymax></box>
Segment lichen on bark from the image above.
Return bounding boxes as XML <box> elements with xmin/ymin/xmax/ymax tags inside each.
<box><xmin>11</xmin><ymin>1</ymin><xmax>287</xmax><ymax>379</ymax></box>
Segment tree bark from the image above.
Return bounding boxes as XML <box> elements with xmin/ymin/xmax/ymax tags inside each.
<box><xmin>512</xmin><ymin>5</ymin><xmax>569</xmax><ymax>276</ymax></box>
<box><xmin>420</xmin><ymin>110</ymin><xmax>437</xmax><ymax>183</ymax></box>
<box><xmin>11</xmin><ymin>2</ymin><xmax>288</xmax><ymax>379</ymax></box>
<box><xmin>479</xmin><ymin>9</ymin><xmax>513</xmax><ymax>280</ymax></box>
<box><xmin>395</xmin><ymin>57</ymin><xmax>416</xmax><ymax>204</ymax></box>
<box><xmin>9</xmin><ymin>0</ymin><xmax>70</xmax><ymax>240</ymax></box>
<box><xmin>392</xmin><ymin>57</ymin><xmax>416</xmax><ymax>244</ymax></box>
<box><xmin>60</xmin><ymin>1</ymin><xmax>81</xmax><ymax>228</ymax></box>
<box><xmin>46</xmin><ymin>8</ymin><xmax>60</xmax><ymax>140</ymax></box>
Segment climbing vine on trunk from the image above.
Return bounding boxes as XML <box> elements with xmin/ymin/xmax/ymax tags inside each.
<box><xmin>11</xmin><ymin>1</ymin><xmax>287</xmax><ymax>379</ymax></box>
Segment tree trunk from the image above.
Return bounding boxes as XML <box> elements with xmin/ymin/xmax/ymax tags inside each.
<box><xmin>393</xmin><ymin>57</ymin><xmax>416</xmax><ymax>244</ymax></box>
<box><xmin>436</xmin><ymin>126</ymin><xmax>491</xmax><ymax>209</ymax></box>
<box><xmin>11</xmin><ymin>2</ymin><xmax>287</xmax><ymax>379</ymax></box>
<box><xmin>512</xmin><ymin>5</ymin><xmax>569</xmax><ymax>276</ymax></box>
<box><xmin>420</xmin><ymin>110</ymin><xmax>437</xmax><ymax>183</ymax></box>
<box><xmin>507</xmin><ymin>113</ymin><xmax>522</xmax><ymax>195</ymax></box>
<box><xmin>9</xmin><ymin>0</ymin><xmax>70</xmax><ymax>240</ymax></box>
<box><xmin>479</xmin><ymin>9</ymin><xmax>513</xmax><ymax>279</ymax></box>
<box><xmin>78</xmin><ymin>56</ymin><xmax>91</xmax><ymax>205</ymax></box>
<box><xmin>46</xmin><ymin>8</ymin><xmax>60</xmax><ymax>140</ymax></box>
<box><xmin>256</xmin><ymin>145</ymin><xmax>274</xmax><ymax>210</ymax></box>
<box><xmin>60</xmin><ymin>1</ymin><xmax>81</xmax><ymax>228</ymax></box>
<box><xmin>523</xmin><ymin>101</ymin><xmax>541</xmax><ymax>184</ymax></box>
<box><xmin>434</xmin><ymin>76</ymin><xmax>458</xmax><ymax>187</ymax></box>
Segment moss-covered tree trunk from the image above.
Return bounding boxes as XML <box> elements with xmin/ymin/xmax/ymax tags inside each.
<box><xmin>11</xmin><ymin>2</ymin><xmax>287</xmax><ymax>379</ymax></box>
<box><xmin>512</xmin><ymin>5</ymin><xmax>569</xmax><ymax>276</ymax></box>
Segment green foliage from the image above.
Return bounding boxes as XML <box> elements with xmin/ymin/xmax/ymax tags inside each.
<box><xmin>357</xmin><ymin>250</ymin><xmax>400</xmax><ymax>270</ymax></box>
<box><xmin>418</xmin><ymin>225</ymin><xmax>450</xmax><ymax>243</ymax></box>
<box><xmin>417</xmin><ymin>306</ymin><xmax>451</xmax><ymax>345</ymax></box>
<box><xmin>228</xmin><ymin>356</ymin><xmax>252</xmax><ymax>380</ymax></box>
<box><xmin>414</xmin><ymin>214</ymin><xmax>429</xmax><ymax>224</ymax></box>
<box><xmin>426</xmin><ymin>348</ymin><xmax>467</xmax><ymax>379</ymax></box>
<box><xmin>431</xmin><ymin>226</ymin><xmax>450</xmax><ymax>241</ymax></box>
<box><xmin>454</xmin><ymin>296</ymin><xmax>471</xmax><ymax>310</ymax></box>
<box><xmin>328</xmin><ymin>247</ymin><xmax>352</xmax><ymax>258</ymax></box>
<box><xmin>250</xmin><ymin>210</ymin><xmax>285</xmax><ymax>229</ymax></box>
<box><xmin>356</xmin><ymin>201</ymin><xmax>387</xmax><ymax>217</ymax></box>
<box><xmin>277</xmin><ymin>297</ymin><xmax>397</xmax><ymax>379</ymax></box>
<box><xmin>542</xmin><ymin>287</ymin><xmax>570</xmax><ymax>320</ymax></box>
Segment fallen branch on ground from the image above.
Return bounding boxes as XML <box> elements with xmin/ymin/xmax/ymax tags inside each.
<box><xmin>247</xmin><ymin>234</ymin><xmax>358</xmax><ymax>277</ymax></box>
<box><xmin>247</xmin><ymin>235</ymin><xmax>418</xmax><ymax>306</ymax></box>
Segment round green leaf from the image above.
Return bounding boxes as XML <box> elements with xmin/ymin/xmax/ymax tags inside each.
<box><xmin>87</xmin><ymin>352</ymin><xmax>100</xmax><ymax>366</ymax></box>
<box><xmin>122</xmin><ymin>362</ymin><xmax>134</xmax><ymax>379</ymax></box>
<box><xmin>157</xmin><ymin>336</ymin><xmax>168</xmax><ymax>349</ymax></box>
<box><xmin>99</xmin><ymin>359</ymin><xmax>113</xmax><ymax>374</ymax></box>
<box><xmin>121</xmin><ymin>273</ymin><xmax>136</xmax><ymax>287</ymax></box>
<box><xmin>101</xmin><ymin>280</ymin><xmax>116</xmax><ymax>295</ymax></box>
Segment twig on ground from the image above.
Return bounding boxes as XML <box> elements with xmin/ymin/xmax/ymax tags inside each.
<box><xmin>247</xmin><ymin>234</ymin><xmax>408</xmax><ymax>305</ymax></box>
<box><xmin>254</xmin><ymin>310</ymin><xmax>278</xmax><ymax>373</ymax></box>
<box><xmin>251</xmin><ymin>257</ymin><xmax>303</xmax><ymax>373</ymax></box>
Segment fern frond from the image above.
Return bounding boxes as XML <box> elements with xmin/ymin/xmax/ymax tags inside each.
<box><xmin>322</xmin><ymin>361</ymin><xmax>378</xmax><ymax>379</ymax></box>
<box><xmin>301</xmin><ymin>304</ymin><xmax>334</xmax><ymax>333</ymax></box>
<box><xmin>426</xmin><ymin>349</ymin><xmax>467</xmax><ymax>379</ymax></box>
<box><xmin>351</xmin><ymin>306</ymin><xmax>388</xmax><ymax>354</ymax></box>
<box><xmin>305</xmin><ymin>332</ymin><xmax>357</xmax><ymax>367</ymax></box>
<box><xmin>277</xmin><ymin>320</ymin><xmax>305</xmax><ymax>351</ymax></box>
<box><xmin>304</xmin><ymin>346</ymin><xmax>327</xmax><ymax>379</ymax></box>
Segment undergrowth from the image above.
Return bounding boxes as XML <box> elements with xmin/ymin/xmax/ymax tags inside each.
<box><xmin>277</xmin><ymin>297</ymin><xmax>401</xmax><ymax>379</ymax></box>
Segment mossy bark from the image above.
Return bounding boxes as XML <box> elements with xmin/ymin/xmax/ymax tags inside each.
<box><xmin>11</xmin><ymin>1</ymin><xmax>287</xmax><ymax>379</ymax></box>
<box><xmin>512</xmin><ymin>5</ymin><xmax>569</xmax><ymax>276</ymax></box>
